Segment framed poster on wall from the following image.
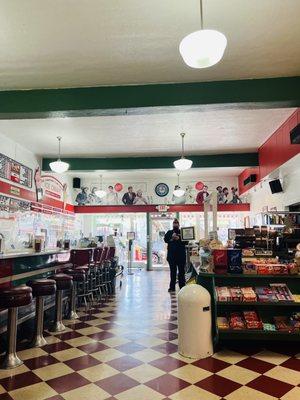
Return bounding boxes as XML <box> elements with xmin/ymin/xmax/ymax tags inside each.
<box><xmin>0</xmin><ymin>153</ymin><xmax>33</xmax><ymax>188</ymax></box>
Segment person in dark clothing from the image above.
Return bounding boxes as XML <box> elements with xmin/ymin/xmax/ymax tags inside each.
<box><xmin>122</xmin><ymin>186</ymin><xmax>136</xmax><ymax>205</ymax></box>
<box><xmin>164</xmin><ymin>219</ymin><xmax>187</xmax><ymax>292</ymax></box>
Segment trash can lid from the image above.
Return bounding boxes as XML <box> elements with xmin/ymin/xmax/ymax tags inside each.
<box><xmin>178</xmin><ymin>284</ymin><xmax>210</xmax><ymax>304</ymax></box>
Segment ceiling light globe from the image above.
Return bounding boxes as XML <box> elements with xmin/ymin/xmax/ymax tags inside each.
<box><xmin>179</xmin><ymin>29</ymin><xmax>227</xmax><ymax>68</ymax></box>
<box><xmin>173</xmin><ymin>188</ymin><xmax>185</xmax><ymax>197</ymax></box>
<box><xmin>95</xmin><ymin>189</ymin><xmax>107</xmax><ymax>198</ymax></box>
<box><xmin>49</xmin><ymin>160</ymin><xmax>69</xmax><ymax>174</ymax></box>
<box><xmin>173</xmin><ymin>158</ymin><xmax>193</xmax><ymax>171</ymax></box>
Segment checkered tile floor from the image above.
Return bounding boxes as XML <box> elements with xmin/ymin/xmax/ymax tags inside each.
<box><xmin>1</xmin><ymin>270</ymin><xmax>300</xmax><ymax>399</ymax></box>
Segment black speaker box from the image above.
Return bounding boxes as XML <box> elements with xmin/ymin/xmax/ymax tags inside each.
<box><xmin>269</xmin><ymin>179</ymin><xmax>283</xmax><ymax>194</ymax></box>
<box><xmin>243</xmin><ymin>174</ymin><xmax>257</xmax><ymax>186</ymax></box>
<box><xmin>290</xmin><ymin>124</ymin><xmax>300</xmax><ymax>144</ymax></box>
<box><xmin>73</xmin><ymin>177</ymin><xmax>81</xmax><ymax>189</ymax></box>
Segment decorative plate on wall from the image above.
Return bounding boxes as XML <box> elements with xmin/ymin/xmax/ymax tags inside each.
<box><xmin>155</xmin><ymin>183</ymin><xmax>169</xmax><ymax>197</ymax></box>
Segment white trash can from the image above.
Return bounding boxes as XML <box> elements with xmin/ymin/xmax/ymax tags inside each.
<box><xmin>178</xmin><ymin>284</ymin><xmax>213</xmax><ymax>359</ymax></box>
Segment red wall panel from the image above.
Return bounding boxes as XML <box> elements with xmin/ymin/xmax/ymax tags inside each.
<box><xmin>239</xmin><ymin>109</ymin><xmax>300</xmax><ymax>194</ymax></box>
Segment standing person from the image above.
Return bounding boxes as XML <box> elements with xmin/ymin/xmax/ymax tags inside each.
<box><xmin>230</xmin><ymin>187</ymin><xmax>242</xmax><ymax>204</ymax></box>
<box><xmin>133</xmin><ymin>189</ymin><xmax>148</xmax><ymax>205</ymax></box>
<box><xmin>196</xmin><ymin>185</ymin><xmax>209</xmax><ymax>204</ymax></box>
<box><xmin>122</xmin><ymin>186</ymin><xmax>136</xmax><ymax>205</ymax></box>
<box><xmin>216</xmin><ymin>186</ymin><xmax>224</xmax><ymax>203</ymax></box>
<box><xmin>164</xmin><ymin>219</ymin><xmax>187</xmax><ymax>292</ymax></box>
<box><xmin>106</xmin><ymin>185</ymin><xmax>118</xmax><ymax>205</ymax></box>
<box><xmin>223</xmin><ymin>187</ymin><xmax>229</xmax><ymax>203</ymax></box>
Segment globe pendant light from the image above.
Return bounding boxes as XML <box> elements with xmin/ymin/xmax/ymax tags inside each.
<box><xmin>173</xmin><ymin>132</ymin><xmax>193</xmax><ymax>171</ymax></box>
<box><xmin>95</xmin><ymin>175</ymin><xmax>106</xmax><ymax>198</ymax></box>
<box><xmin>179</xmin><ymin>0</ymin><xmax>227</xmax><ymax>68</ymax></box>
<box><xmin>49</xmin><ymin>136</ymin><xmax>69</xmax><ymax>174</ymax></box>
<box><xmin>173</xmin><ymin>173</ymin><xmax>185</xmax><ymax>197</ymax></box>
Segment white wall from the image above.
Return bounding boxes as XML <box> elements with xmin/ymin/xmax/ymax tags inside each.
<box><xmin>242</xmin><ymin>154</ymin><xmax>300</xmax><ymax>213</ymax></box>
<box><xmin>0</xmin><ymin>132</ymin><xmax>74</xmax><ymax>204</ymax></box>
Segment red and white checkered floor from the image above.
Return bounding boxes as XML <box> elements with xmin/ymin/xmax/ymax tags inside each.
<box><xmin>0</xmin><ymin>270</ymin><xmax>300</xmax><ymax>399</ymax></box>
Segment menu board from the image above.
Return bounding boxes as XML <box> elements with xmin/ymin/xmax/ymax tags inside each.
<box><xmin>0</xmin><ymin>153</ymin><xmax>32</xmax><ymax>188</ymax></box>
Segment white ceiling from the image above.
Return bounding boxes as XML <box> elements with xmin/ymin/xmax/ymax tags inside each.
<box><xmin>0</xmin><ymin>0</ymin><xmax>299</xmax><ymax>89</ymax></box>
<box><xmin>0</xmin><ymin>108</ymin><xmax>295</xmax><ymax>157</ymax></box>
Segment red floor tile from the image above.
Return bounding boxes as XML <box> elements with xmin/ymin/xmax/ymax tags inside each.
<box><xmin>145</xmin><ymin>374</ymin><xmax>189</xmax><ymax>396</ymax></box>
<box><xmin>46</xmin><ymin>372</ymin><xmax>90</xmax><ymax>393</ymax></box>
<box><xmin>79</xmin><ymin>315</ymin><xmax>98</xmax><ymax>322</ymax></box>
<box><xmin>64</xmin><ymin>354</ymin><xmax>101</xmax><ymax>371</ymax></box>
<box><xmin>107</xmin><ymin>355</ymin><xmax>143</xmax><ymax>371</ymax></box>
<box><xmin>78</xmin><ymin>341</ymin><xmax>109</xmax><ymax>354</ymax></box>
<box><xmin>115</xmin><ymin>342</ymin><xmax>146</xmax><ymax>354</ymax></box>
<box><xmin>192</xmin><ymin>357</ymin><xmax>231</xmax><ymax>373</ymax></box>
<box><xmin>281</xmin><ymin>357</ymin><xmax>300</xmax><ymax>371</ymax></box>
<box><xmin>236</xmin><ymin>356</ymin><xmax>275</xmax><ymax>374</ymax></box>
<box><xmin>24</xmin><ymin>355</ymin><xmax>59</xmax><ymax>370</ymax></box>
<box><xmin>152</xmin><ymin>342</ymin><xmax>178</xmax><ymax>355</ymax></box>
<box><xmin>95</xmin><ymin>373</ymin><xmax>139</xmax><ymax>395</ymax></box>
<box><xmin>0</xmin><ymin>371</ymin><xmax>42</xmax><ymax>391</ymax></box>
<box><xmin>247</xmin><ymin>375</ymin><xmax>294</xmax><ymax>398</ymax></box>
<box><xmin>0</xmin><ymin>394</ymin><xmax>13</xmax><ymax>400</ymax></box>
<box><xmin>157</xmin><ymin>323</ymin><xmax>177</xmax><ymax>331</ymax></box>
<box><xmin>55</xmin><ymin>331</ymin><xmax>83</xmax><ymax>341</ymax></box>
<box><xmin>150</xmin><ymin>356</ymin><xmax>186</xmax><ymax>372</ymax></box>
<box><xmin>45</xmin><ymin>396</ymin><xmax>64</xmax><ymax>400</ymax></box>
<box><xmin>42</xmin><ymin>341</ymin><xmax>72</xmax><ymax>353</ymax></box>
<box><xmin>155</xmin><ymin>332</ymin><xmax>178</xmax><ymax>341</ymax></box>
<box><xmin>66</xmin><ymin>322</ymin><xmax>90</xmax><ymax>330</ymax></box>
<box><xmin>195</xmin><ymin>374</ymin><xmax>241</xmax><ymax>397</ymax></box>
<box><xmin>97</xmin><ymin>322</ymin><xmax>116</xmax><ymax>330</ymax></box>
<box><xmin>88</xmin><ymin>331</ymin><xmax>115</xmax><ymax>340</ymax></box>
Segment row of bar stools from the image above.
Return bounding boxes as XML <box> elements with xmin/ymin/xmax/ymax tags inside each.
<box><xmin>27</xmin><ymin>279</ymin><xmax>56</xmax><ymax>347</ymax></box>
<box><xmin>0</xmin><ymin>286</ymin><xmax>32</xmax><ymax>369</ymax></box>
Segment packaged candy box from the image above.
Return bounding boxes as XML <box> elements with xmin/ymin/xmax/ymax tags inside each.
<box><xmin>243</xmin><ymin>311</ymin><xmax>263</xmax><ymax>330</ymax></box>
<box><xmin>229</xmin><ymin>312</ymin><xmax>245</xmax><ymax>330</ymax></box>
<box><xmin>217</xmin><ymin>317</ymin><xmax>229</xmax><ymax>330</ymax></box>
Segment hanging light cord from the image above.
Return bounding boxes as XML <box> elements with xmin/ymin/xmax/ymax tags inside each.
<box><xmin>57</xmin><ymin>136</ymin><xmax>62</xmax><ymax>160</ymax></box>
<box><xmin>180</xmin><ymin>132</ymin><xmax>185</xmax><ymax>158</ymax></box>
<box><xmin>200</xmin><ymin>0</ymin><xmax>204</xmax><ymax>30</ymax></box>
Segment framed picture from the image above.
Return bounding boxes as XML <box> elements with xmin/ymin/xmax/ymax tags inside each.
<box><xmin>127</xmin><ymin>232</ymin><xmax>136</xmax><ymax>240</ymax></box>
<box><xmin>181</xmin><ymin>226</ymin><xmax>195</xmax><ymax>241</ymax></box>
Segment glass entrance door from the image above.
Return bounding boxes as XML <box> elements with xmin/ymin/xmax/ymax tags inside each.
<box><xmin>150</xmin><ymin>212</ymin><xmax>176</xmax><ymax>269</ymax></box>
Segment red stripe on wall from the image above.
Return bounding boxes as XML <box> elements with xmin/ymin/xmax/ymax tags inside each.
<box><xmin>74</xmin><ymin>203</ymin><xmax>250</xmax><ymax>214</ymax></box>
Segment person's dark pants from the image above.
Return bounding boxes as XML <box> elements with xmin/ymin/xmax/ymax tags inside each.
<box><xmin>168</xmin><ymin>259</ymin><xmax>186</xmax><ymax>290</ymax></box>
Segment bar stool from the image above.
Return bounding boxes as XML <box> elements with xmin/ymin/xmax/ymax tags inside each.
<box><xmin>49</xmin><ymin>274</ymin><xmax>72</xmax><ymax>332</ymax></box>
<box><xmin>27</xmin><ymin>279</ymin><xmax>56</xmax><ymax>347</ymax></box>
<box><xmin>72</xmin><ymin>267</ymin><xmax>93</xmax><ymax>309</ymax></box>
<box><xmin>65</xmin><ymin>270</ymin><xmax>85</xmax><ymax>319</ymax></box>
<box><xmin>0</xmin><ymin>285</ymin><xmax>32</xmax><ymax>369</ymax></box>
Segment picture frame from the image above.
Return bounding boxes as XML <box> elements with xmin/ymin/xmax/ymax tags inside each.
<box><xmin>127</xmin><ymin>231</ymin><xmax>136</xmax><ymax>240</ymax></box>
<box><xmin>181</xmin><ymin>226</ymin><xmax>195</xmax><ymax>241</ymax></box>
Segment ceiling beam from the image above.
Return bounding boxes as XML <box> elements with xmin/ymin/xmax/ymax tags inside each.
<box><xmin>0</xmin><ymin>76</ymin><xmax>299</xmax><ymax>119</ymax></box>
<box><xmin>42</xmin><ymin>153</ymin><xmax>259</xmax><ymax>171</ymax></box>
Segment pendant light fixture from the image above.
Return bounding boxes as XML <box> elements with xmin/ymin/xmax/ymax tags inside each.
<box><xmin>95</xmin><ymin>175</ymin><xmax>106</xmax><ymax>198</ymax></box>
<box><xmin>179</xmin><ymin>0</ymin><xmax>227</xmax><ymax>68</ymax></box>
<box><xmin>49</xmin><ymin>136</ymin><xmax>69</xmax><ymax>174</ymax></box>
<box><xmin>173</xmin><ymin>173</ymin><xmax>185</xmax><ymax>197</ymax></box>
<box><xmin>173</xmin><ymin>132</ymin><xmax>193</xmax><ymax>171</ymax></box>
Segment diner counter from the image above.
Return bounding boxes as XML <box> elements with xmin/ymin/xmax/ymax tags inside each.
<box><xmin>0</xmin><ymin>249</ymin><xmax>70</xmax><ymax>260</ymax></box>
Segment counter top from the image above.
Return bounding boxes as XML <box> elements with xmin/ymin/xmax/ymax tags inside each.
<box><xmin>0</xmin><ymin>249</ymin><xmax>70</xmax><ymax>260</ymax></box>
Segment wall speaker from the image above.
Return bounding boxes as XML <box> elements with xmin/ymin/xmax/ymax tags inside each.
<box><xmin>290</xmin><ymin>124</ymin><xmax>300</xmax><ymax>144</ymax></box>
<box><xmin>243</xmin><ymin>174</ymin><xmax>257</xmax><ymax>186</ymax></box>
<box><xmin>269</xmin><ymin>179</ymin><xmax>283</xmax><ymax>194</ymax></box>
<box><xmin>73</xmin><ymin>177</ymin><xmax>81</xmax><ymax>189</ymax></box>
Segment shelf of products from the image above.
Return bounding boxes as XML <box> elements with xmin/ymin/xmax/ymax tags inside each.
<box><xmin>196</xmin><ymin>271</ymin><xmax>300</xmax><ymax>345</ymax></box>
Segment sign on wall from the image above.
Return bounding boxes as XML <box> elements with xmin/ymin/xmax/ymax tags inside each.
<box><xmin>0</xmin><ymin>153</ymin><xmax>33</xmax><ymax>188</ymax></box>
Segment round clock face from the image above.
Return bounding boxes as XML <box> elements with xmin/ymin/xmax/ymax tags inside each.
<box><xmin>155</xmin><ymin>183</ymin><xmax>169</xmax><ymax>197</ymax></box>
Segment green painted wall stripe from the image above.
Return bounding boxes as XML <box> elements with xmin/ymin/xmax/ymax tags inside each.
<box><xmin>42</xmin><ymin>153</ymin><xmax>259</xmax><ymax>171</ymax></box>
<box><xmin>0</xmin><ymin>77</ymin><xmax>299</xmax><ymax>118</ymax></box>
